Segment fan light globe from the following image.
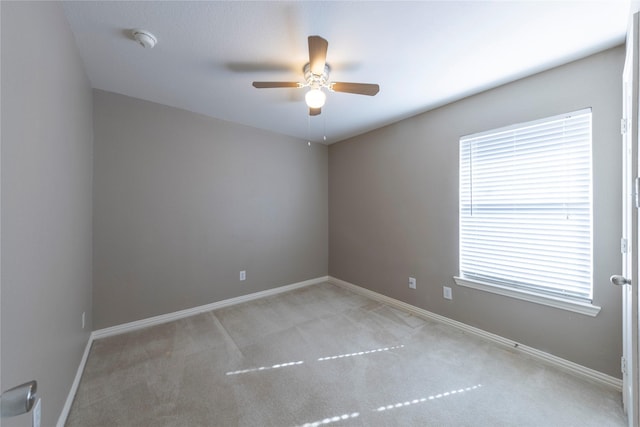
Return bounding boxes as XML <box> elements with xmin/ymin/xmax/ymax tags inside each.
<box><xmin>305</xmin><ymin>89</ymin><xmax>326</xmax><ymax>109</ymax></box>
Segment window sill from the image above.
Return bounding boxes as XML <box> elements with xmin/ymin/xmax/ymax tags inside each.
<box><xmin>453</xmin><ymin>276</ymin><xmax>601</xmax><ymax>317</ymax></box>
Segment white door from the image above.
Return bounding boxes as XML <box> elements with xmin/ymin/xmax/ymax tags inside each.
<box><xmin>616</xmin><ymin>11</ymin><xmax>640</xmax><ymax>427</ymax></box>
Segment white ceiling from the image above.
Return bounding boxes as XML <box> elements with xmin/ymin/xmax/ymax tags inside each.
<box><xmin>62</xmin><ymin>1</ymin><xmax>631</xmax><ymax>144</ymax></box>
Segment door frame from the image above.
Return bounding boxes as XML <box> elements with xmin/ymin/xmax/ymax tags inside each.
<box><xmin>622</xmin><ymin>12</ymin><xmax>640</xmax><ymax>427</ymax></box>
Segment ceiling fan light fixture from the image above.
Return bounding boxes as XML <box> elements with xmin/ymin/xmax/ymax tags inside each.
<box><xmin>305</xmin><ymin>88</ymin><xmax>326</xmax><ymax>109</ymax></box>
<box><xmin>252</xmin><ymin>36</ymin><xmax>379</xmax><ymax>116</ymax></box>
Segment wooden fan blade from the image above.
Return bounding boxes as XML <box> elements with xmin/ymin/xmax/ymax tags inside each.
<box><xmin>253</xmin><ymin>82</ymin><xmax>300</xmax><ymax>88</ymax></box>
<box><xmin>331</xmin><ymin>82</ymin><xmax>380</xmax><ymax>96</ymax></box>
<box><xmin>308</xmin><ymin>36</ymin><xmax>328</xmax><ymax>75</ymax></box>
<box><xmin>309</xmin><ymin>108</ymin><xmax>321</xmax><ymax>116</ymax></box>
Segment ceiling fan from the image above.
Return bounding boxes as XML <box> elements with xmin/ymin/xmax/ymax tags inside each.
<box><xmin>252</xmin><ymin>36</ymin><xmax>380</xmax><ymax>116</ymax></box>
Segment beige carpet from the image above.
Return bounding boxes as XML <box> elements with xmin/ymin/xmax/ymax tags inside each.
<box><xmin>65</xmin><ymin>282</ymin><xmax>626</xmax><ymax>426</ymax></box>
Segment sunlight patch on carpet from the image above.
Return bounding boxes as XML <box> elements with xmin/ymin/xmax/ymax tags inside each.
<box><xmin>375</xmin><ymin>384</ymin><xmax>483</xmax><ymax>412</ymax></box>
<box><xmin>226</xmin><ymin>344</ymin><xmax>404</xmax><ymax>376</ymax></box>
<box><xmin>297</xmin><ymin>412</ymin><xmax>360</xmax><ymax>427</ymax></box>
<box><xmin>317</xmin><ymin>345</ymin><xmax>405</xmax><ymax>361</ymax></box>
<box><xmin>225</xmin><ymin>360</ymin><xmax>304</xmax><ymax>376</ymax></box>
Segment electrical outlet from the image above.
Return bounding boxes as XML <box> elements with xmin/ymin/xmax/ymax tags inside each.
<box><xmin>240</xmin><ymin>270</ymin><xmax>246</xmax><ymax>281</ymax></box>
<box><xmin>443</xmin><ymin>286</ymin><xmax>453</xmax><ymax>300</ymax></box>
<box><xmin>408</xmin><ymin>277</ymin><xmax>416</xmax><ymax>289</ymax></box>
<box><xmin>82</xmin><ymin>312</ymin><xmax>86</xmax><ymax>329</ymax></box>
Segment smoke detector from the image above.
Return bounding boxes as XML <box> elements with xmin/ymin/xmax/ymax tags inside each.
<box><xmin>131</xmin><ymin>29</ymin><xmax>157</xmax><ymax>48</ymax></box>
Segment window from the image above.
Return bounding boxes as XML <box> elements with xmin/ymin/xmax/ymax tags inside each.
<box><xmin>455</xmin><ymin>109</ymin><xmax>599</xmax><ymax>316</ymax></box>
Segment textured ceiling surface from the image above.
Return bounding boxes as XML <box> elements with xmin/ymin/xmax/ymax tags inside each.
<box><xmin>62</xmin><ymin>1</ymin><xmax>631</xmax><ymax>144</ymax></box>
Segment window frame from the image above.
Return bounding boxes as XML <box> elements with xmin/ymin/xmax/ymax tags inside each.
<box><xmin>454</xmin><ymin>109</ymin><xmax>601</xmax><ymax>316</ymax></box>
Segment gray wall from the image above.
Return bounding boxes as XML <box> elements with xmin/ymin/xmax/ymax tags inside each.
<box><xmin>93</xmin><ymin>90</ymin><xmax>328</xmax><ymax>329</ymax></box>
<box><xmin>329</xmin><ymin>46</ymin><xmax>625</xmax><ymax>378</ymax></box>
<box><xmin>1</xmin><ymin>2</ymin><xmax>94</xmax><ymax>427</ymax></box>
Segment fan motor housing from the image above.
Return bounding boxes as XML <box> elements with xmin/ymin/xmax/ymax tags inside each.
<box><xmin>303</xmin><ymin>63</ymin><xmax>330</xmax><ymax>88</ymax></box>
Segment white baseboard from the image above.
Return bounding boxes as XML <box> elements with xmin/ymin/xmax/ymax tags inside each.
<box><xmin>58</xmin><ymin>276</ymin><xmax>328</xmax><ymax>426</ymax></box>
<box><xmin>56</xmin><ymin>335</ymin><xmax>93</xmax><ymax>427</ymax></box>
<box><xmin>93</xmin><ymin>276</ymin><xmax>328</xmax><ymax>339</ymax></box>
<box><xmin>328</xmin><ymin>276</ymin><xmax>622</xmax><ymax>391</ymax></box>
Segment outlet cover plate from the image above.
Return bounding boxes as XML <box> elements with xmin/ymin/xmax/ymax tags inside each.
<box><xmin>409</xmin><ymin>277</ymin><xmax>416</xmax><ymax>289</ymax></box>
<box><xmin>443</xmin><ymin>286</ymin><xmax>453</xmax><ymax>300</ymax></box>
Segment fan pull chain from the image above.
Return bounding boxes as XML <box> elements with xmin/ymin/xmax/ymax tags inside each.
<box><xmin>307</xmin><ymin>114</ymin><xmax>311</xmax><ymax>146</ymax></box>
<box><xmin>323</xmin><ymin>113</ymin><xmax>327</xmax><ymax>141</ymax></box>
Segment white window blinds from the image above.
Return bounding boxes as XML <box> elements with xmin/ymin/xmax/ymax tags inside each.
<box><xmin>459</xmin><ymin>109</ymin><xmax>593</xmax><ymax>302</ymax></box>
